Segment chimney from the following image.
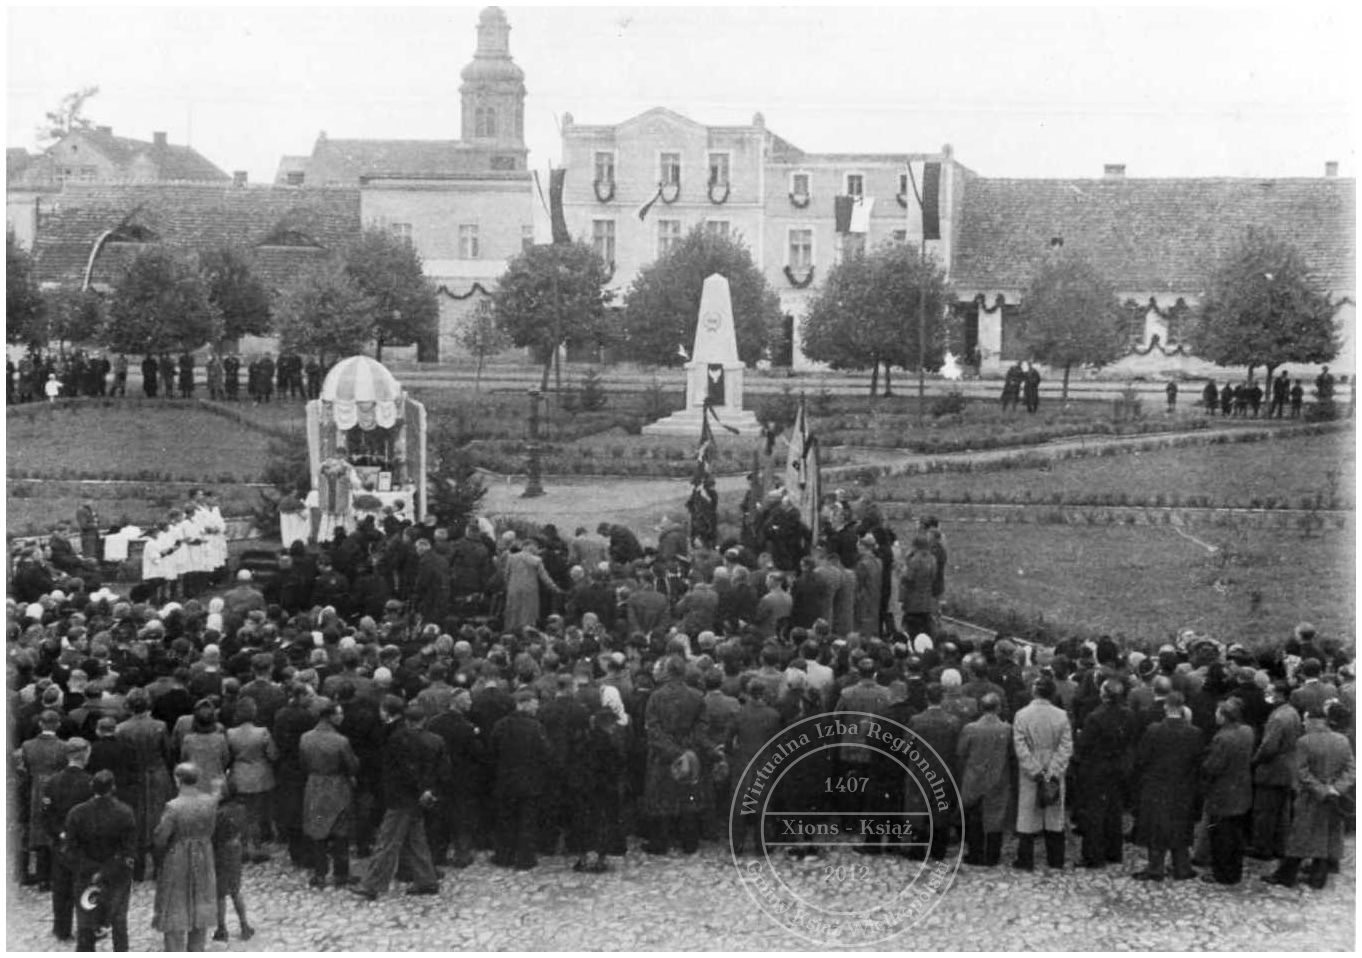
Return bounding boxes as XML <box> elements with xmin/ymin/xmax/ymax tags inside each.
<box><xmin>152</xmin><ymin>131</ymin><xmax>167</xmax><ymax>147</ymax></box>
<box><xmin>95</xmin><ymin>125</ymin><xmax>112</xmax><ymax>135</ymax></box>
<box><xmin>1103</xmin><ymin>163</ymin><xmax>1126</xmax><ymax>180</ymax></box>
<box><xmin>1325</xmin><ymin>161</ymin><xmax>1339</xmax><ymax>178</ymax></box>
<box><xmin>232</xmin><ymin>170</ymin><xmax>247</xmax><ymax>188</ymax></box>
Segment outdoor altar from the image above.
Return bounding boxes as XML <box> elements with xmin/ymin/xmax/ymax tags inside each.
<box><xmin>293</xmin><ymin>355</ymin><xmax>428</xmax><ymax>543</ymax></box>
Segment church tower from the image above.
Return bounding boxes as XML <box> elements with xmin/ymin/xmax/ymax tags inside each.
<box><xmin>460</xmin><ymin>6</ymin><xmax>527</xmax><ymax>170</ymax></box>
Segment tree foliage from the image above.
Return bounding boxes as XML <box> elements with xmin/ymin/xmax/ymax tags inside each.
<box><xmin>42</xmin><ymin>287</ymin><xmax>105</xmax><ymax>350</ymax></box>
<box><xmin>622</xmin><ymin>226</ymin><xmax>783</xmax><ymax>367</ymax></box>
<box><xmin>342</xmin><ymin>228</ymin><xmax>440</xmax><ymax>359</ymax></box>
<box><xmin>1015</xmin><ymin>249</ymin><xmax>1125</xmax><ymax>397</ymax></box>
<box><xmin>197</xmin><ymin>245</ymin><xmax>272</xmax><ymax>345</ymax></box>
<box><xmin>492</xmin><ymin>240</ymin><xmax>615</xmax><ymax>390</ymax></box>
<box><xmin>801</xmin><ymin>241</ymin><xmax>953</xmax><ymax>389</ymax></box>
<box><xmin>37</xmin><ymin>85</ymin><xmax>100</xmax><ymax>144</ymax></box>
<box><xmin>6</xmin><ymin>230</ymin><xmax>45</xmax><ymax>347</ymax></box>
<box><xmin>105</xmin><ymin>247</ymin><xmax>220</xmax><ymax>354</ymax></box>
<box><xmin>427</xmin><ymin>420</ymin><xmax>488</xmax><ymax>531</ymax></box>
<box><xmin>456</xmin><ymin>298</ymin><xmax>511</xmax><ymax>390</ymax></box>
<box><xmin>273</xmin><ymin>261</ymin><xmax>375</xmax><ymax>365</ymax></box>
<box><xmin>1186</xmin><ymin>227</ymin><xmax>1341</xmax><ymax>376</ymax></box>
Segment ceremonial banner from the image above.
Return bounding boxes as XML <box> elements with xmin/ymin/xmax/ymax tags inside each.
<box><xmin>921</xmin><ymin>161</ymin><xmax>942</xmax><ymax>240</ymax></box>
<box><xmin>849</xmin><ymin>196</ymin><xmax>875</xmax><ymax>233</ymax></box>
<box><xmin>549</xmin><ymin>168</ymin><xmax>570</xmax><ymax>244</ymax></box>
<box><xmin>784</xmin><ymin>399</ymin><xmax>821</xmax><ymax>545</ymax></box>
<box><xmin>833</xmin><ymin>195</ymin><xmax>856</xmax><ymax>233</ymax></box>
<box><xmin>637</xmin><ymin>184</ymin><xmax>664</xmax><ymax>221</ymax></box>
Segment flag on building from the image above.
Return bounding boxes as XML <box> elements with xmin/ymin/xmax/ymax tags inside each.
<box><xmin>784</xmin><ymin>398</ymin><xmax>821</xmax><ymax>545</ymax></box>
<box><xmin>849</xmin><ymin>196</ymin><xmax>875</xmax><ymax>233</ymax></box>
<box><xmin>693</xmin><ymin>404</ymin><xmax>717</xmax><ymax>486</ymax></box>
<box><xmin>921</xmin><ymin>161</ymin><xmax>941</xmax><ymax>240</ymax></box>
<box><xmin>833</xmin><ymin>195</ymin><xmax>856</xmax><ymax>233</ymax></box>
<box><xmin>549</xmin><ymin>168</ymin><xmax>570</xmax><ymax>245</ymax></box>
<box><xmin>637</xmin><ymin>185</ymin><xmax>665</xmax><ymax>221</ymax></box>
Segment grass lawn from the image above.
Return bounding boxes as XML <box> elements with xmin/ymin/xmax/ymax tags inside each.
<box><xmin>942</xmin><ymin>522</ymin><xmax>1354</xmax><ymax>654</ymax></box>
<box><xmin>875</xmin><ymin>430</ymin><xmax>1355</xmax><ymax>510</ymax></box>
<box><xmin>6</xmin><ymin>400</ymin><xmax>274</xmax><ymax>482</ymax></box>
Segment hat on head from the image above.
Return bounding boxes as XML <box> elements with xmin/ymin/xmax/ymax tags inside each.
<box><xmin>913</xmin><ymin>633</ymin><xmax>934</xmax><ymax>654</ymax></box>
<box><xmin>66</xmin><ymin>737</ymin><xmax>91</xmax><ymax>755</ymax></box>
<box><xmin>96</xmin><ymin>715</ymin><xmax>118</xmax><ymax>734</ymax></box>
<box><xmin>236</xmin><ymin>569</ymin><xmax>252</xmax><ymax>581</ymax></box>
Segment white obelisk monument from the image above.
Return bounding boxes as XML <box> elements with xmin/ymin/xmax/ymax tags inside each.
<box><xmin>642</xmin><ymin>273</ymin><xmax>763</xmax><ymax>436</ymax></box>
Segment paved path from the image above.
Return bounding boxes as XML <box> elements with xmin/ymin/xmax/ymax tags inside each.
<box><xmin>5</xmin><ymin>835</ymin><xmax>1352</xmax><ymax>952</ymax></box>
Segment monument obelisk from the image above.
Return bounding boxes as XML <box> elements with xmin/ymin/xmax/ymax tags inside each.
<box><xmin>642</xmin><ymin>273</ymin><xmax>763</xmax><ymax>436</ymax></box>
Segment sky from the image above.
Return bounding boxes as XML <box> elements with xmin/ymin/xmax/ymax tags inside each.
<box><xmin>5</xmin><ymin>2</ymin><xmax>1358</xmax><ymax>186</ymax></box>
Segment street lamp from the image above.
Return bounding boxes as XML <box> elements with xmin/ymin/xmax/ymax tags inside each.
<box><xmin>523</xmin><ymin>387</ymin><xmax>544</xmax><ymax>497</ymax></box>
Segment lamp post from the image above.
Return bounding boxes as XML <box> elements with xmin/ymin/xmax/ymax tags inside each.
<box><xmin>523</xmin><ymin>387</ymin><xmax>544</xmax><ymax>497</ymax></box>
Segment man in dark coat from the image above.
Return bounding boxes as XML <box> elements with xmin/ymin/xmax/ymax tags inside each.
<box><xmin>352</xmin><ymin>705</ymin><xmax>446</xmax><ymax>898</ymax></box>
<box><xmin>86</xmin><ymin>715</ymin><xmax>138</xmax><ymax>801</ymax></box>
<box><xmin>1202</xmin><ymin>379</ymin><xmax>1218</xmax><ymax>414</ymax></box>
<box><xmin>905</xmin><ymin>684</ymin><xmax>961</xmax><ymax>860</ymax></box>
<box><xmin>64</xmin><ymin>769</ymin><xmax>136</xmax><ymax>951</ymax></box>
<box><xmin>899</xmin><ymin>535</ymin><xmax>938</xmax><ymax>640</ymax></box>
<box><xmin>272</xmin><ymin>685</ymin><xmax>317</xmax><ymax>867</ymax></box>
<box><xmin>489</xmin><ymin>690</ymin><xmax>552</xmax><ymax>870</ymax></box>
<box><xmin>141</xmin><ymin>355</ymin><xmax>160</xmax><ymax>398</ymax></box>
<box><xmin>223</xmin><ymin>354</ymin><xmax>240</xmax><ymax>400</ymax></box>
<box><xmin>257</xmin><ymin>354</ymin><xmax>275</xmax><ymax>403</ymax></box>
<box><xmin>1074</xmin><ymin>679</ymin><xmax>1135</xmax><ymax>868</ymax></box>
<box><xmin>1200</xmin><ymin>697</ymin><xmax>1255</xmax><ymax>884</ymax></box>
<box><xmin>1249</xmin><ymin>681</ymin><xmax>1301</xmax><ymax>859</ymax></box>
<box><xmin>1132</xmin><ymin>693</ymin><xmax>1204</xmax><ymax>881</ymax></box>
<box><xmin>177</xmin><ymin>352</ymin><xmax>195</xmax><ymax>398</ymax></box>
<box><xmin>158</xmin><ymin>354</ymin><xmax>176</xmax><ymax>399</ymax></box>
<box><xmin>642</xmin><ymin>656</ymin><xmax>713</xmax><ymax>855</ymax></box>
<box><xmin>299</xmin><ymin>700</ymin><xmax>359</xmax><ymax>888</ymax></box>
<box><xmin>425</xmin><ymin>688</ymin><xmax>486</xmax><ymax>868</ymax></box>
<box><xmin>536</xmin><ymin>676</ymin><xmax>592</xmax><ymax>863</ymax></box>
<box><xmin>1022</xmin><ymin>362</ymin><xmax>1041</xmax><ymax>413</ymax></box>
<box><xmin>1263</xmin><ymin>706</ymin><xmax>1355</xmax><ymax>889</ymax></box>
<box><xmin>44</xmin><ymin>738</ymin><xmax>95</xmax><ymax>942</ymax></box>
<box><xmin>411</xmin><ymin>538</ymin><xmax>450</xmax><ymax>628</ymax></box>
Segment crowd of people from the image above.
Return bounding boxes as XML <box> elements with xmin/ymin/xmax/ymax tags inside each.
<box><xmin>5</xmin><ymin>349</ymin><xmax>330</xmax><ymax>405</ymax></box>
<box><xmin>7</xmin><ymin>482</ymin><xmax>1356</xmax><ymax>951</ymax></box>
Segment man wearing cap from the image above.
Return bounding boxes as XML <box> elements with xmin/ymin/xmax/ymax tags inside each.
<box><xmin>1264</xmin><ymin>704</ymin><xmax>1354</xmax><ymax>889</ymax></box>
<box><xmin>17</xmin><ymin>709</ymin><xmax>70</xmax><ymax>889</ymax></box>
<box><xmin>352</xmin><ymin>705</ymin><xmax>446</xmax><ymax>899</ymax></box>
<box><xmin>87</xmin><ymin>715</ymin><xmax>137</xmax><ymax>801</ymax></box>
<box><xmin>1249</xmin><ymin>680</ymin><xmax>1303</xmax><ymax>860</ymax></box>
<box><xmin>64</xmin><ymin>768</ymin><xmax>136</xmax><ymax>951</ymax></box>
<box><xmin>44</xmin><ymin>737</ymin><xmax>95</xmax><ymax>942</ymax></box>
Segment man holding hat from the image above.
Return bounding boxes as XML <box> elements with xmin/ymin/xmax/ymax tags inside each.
<box><xmin>64</xmin><ymin>769</ymin><xmax>136</xmax><ymax>951</ymax></box>
<box><xmin>44</xmin><ymin>737</ymin><xmax>95</xmax><ymax>942</ymax></box>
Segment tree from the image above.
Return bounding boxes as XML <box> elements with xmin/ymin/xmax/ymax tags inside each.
<box><xmin>427</xmin><ymin>419</ymin><xmax>487</xmax><ymax>531</ymax></box>
<box><xmin>198</xmin><ymin>245</ymin><xmax>272</xmax><ymax>346</ymax></box>
<box><xmin>1015</xmin><ymin>249</ymin><xmax>1125</xmax><ymax>399</ymax></box>
<box><xmin>342</xmin><ymin>228</ymin><xmax>440</xmax><ymax>361</ymax></box>
<box><xmin>1186</xmin><ymin>227</ymin><xmax>1342</xmax><ymax>387</ymax></box>
<box><xmin>37</xmin><ymin>85</ymin><xmax>100</xmax><ymax>144</ymax></box>
<box><xmin>492</xmin><ymin>240</ymin><xmax>615</xmax><ymax>391</ymax></box>
<box><xmin>801</xmin><ymin>241</ymin><xmax>953</xmax><ymax>398</ymax></box>
<box><xmin>6</xmin><ymin>230</ymin><xmax>45</xmax><ymax>348</ymax></box>
<box><xmin>456</xmin><ymin>298</ymin><xmax>511</xmax><ymax>392</ymax></box>
<box><xmin>621</xmin><ymin>226</ymin><xmax>783</xmax><ymax>367</ymax></box>
<box><xmin>105</xmin><ymin>248</ymin><xmax>220</xmax><ymax>354</ymax></box>
<box><xmin>42</xmin><ymin>287</ymin><xmax>105</xmax><ymax>352</ymax></box>
<box><xmin>273</xmin><ymin>261</ymin><xmax>375</xmax><ymax>366</ymax></box>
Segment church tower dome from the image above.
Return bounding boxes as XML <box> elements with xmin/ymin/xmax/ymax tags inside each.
<box><xmin>460</xmin><ymin>7</ymin><xmax>526</xmax><ymax>150</ymax></box>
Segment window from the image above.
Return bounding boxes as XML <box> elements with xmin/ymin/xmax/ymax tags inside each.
<box><xmin>475</xmin><ymin>105</ymin><xmax>498</xmax><ymax>138</ymax></box>
<box><xmin>389</xmin><ymin>222</ymin><xmax>413</xmax><ymax>245</ymax></box>
<box><xmin>790</xmin><ymin>171</ymin><xmax>810</xmax><ymax>195</ymax></box>
<box><xmin>458</xmin><ymin>224</ymin><xmax>479</xmax><ymax>259</ymax></box>
<box><xmin>514</xmin><ymin>104</ymin><xmax>524</xmax><ymax>138</ymax></box>
<box><xmin>708</xmin><ymin>152</ymin><xmax>730</xmax><ymax>186</ymax></box>
<box><xmin>285</xmin><ymin>171</ymin><xmax>305</xmax><ymax>187</ymax></box>
<box><xmin>592</xmin><ymin>219</ymin><xmax>616</xmax><ymax>263</ymax></box>
<box><xmin>845</xmin><ymin>173</ymin><xmax>864</xmax><ymax>197</ymax></box>
<box><xmin>594</xmin><ymin>151</ymin><xmax>615</xmax><ymax>183</ymax></box>
<box><xmin>522</xmin><ymin>225</ymin><xmax>535</xmax><ymax>251</ymax></box>
<box><xmin>705</xmin><ymin>220</ymin><xmax>730</xmax><ymax>238</ymax></box>
<box><xmin>788</xmin><ymin>228</ymin><xmax>813</xmax><ymax>270</ymax></box>
<box><xmin>657</xmin><ymin>219</ymin><xmax>682</xmax><ymax>256</ymax></box>
<box><xmin>891</xmin><ymin>228</ymin><xmax>907</xmax><ymax>244</ymax></box>
<box><xmin>660</xmin><ymin>152</ymin><xmax>681</xmax><ymax>187</ymax></box>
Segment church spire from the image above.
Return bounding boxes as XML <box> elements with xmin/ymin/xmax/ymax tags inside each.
<box><xmin>460</xmin><ymin>7</ymin><xmax>526</xmax><ymax>150</ymax></box>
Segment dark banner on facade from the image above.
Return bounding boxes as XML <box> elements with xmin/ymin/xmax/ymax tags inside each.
<box><xmin>922</xmin><ymin>162</ymin><xmax>941</xmax><ymax>241</ymax></box>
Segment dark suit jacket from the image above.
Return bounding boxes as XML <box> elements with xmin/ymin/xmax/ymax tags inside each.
<box><xmin>64</xmin><ymin>794</ymin><xmax>136</xmax><ymax>879</ymax></box>
<box><xmin>489</xmin><ymin>713</ymin><xmax>551</xmax><ymax>799</ymax></box>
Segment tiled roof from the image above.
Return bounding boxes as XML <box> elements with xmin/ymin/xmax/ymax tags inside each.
<box><xmin>31</xmin><ymin>182</ymin><xmax>361</xmax><ymax>290</ymax></box>
<box><xmin>7</xmin><ymin>148</ymin><xmax>35</xmax><ymax>179</ymax></box>
<box><xmin>953</xmin><ymin>176</ymin><xmax>1356</xmax><ymax>293</ymax></box>
<box><xmin>77</xmin><ymin>129</ymin><xmax>230</xmax><ymax>181</ymax></box>
<box><xmin>273</xmin><ymin>155</ymin><xmax>311</xmax><ymax>184</ymax></box>
<box><xmin>308</xmin><ymin>138</ymin><xmax>492</xmax><ymax>181</ymax></box>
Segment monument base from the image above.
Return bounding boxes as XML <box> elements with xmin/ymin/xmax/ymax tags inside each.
<box><xmin>641</xmin><ymin>405</ymin><xmax>765</xmax><ymax>437</ymax></box>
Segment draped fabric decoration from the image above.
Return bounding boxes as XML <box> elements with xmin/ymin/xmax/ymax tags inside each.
<box><xmin>593</xmin><ymin>178</ymin><xmax>616</xmax><ymax>203</ymax></box>
<box><xmin>783</xmin><ymin>265</ymin><xmax>816</xmax><ymax>288</ymax></box>
<box><xmin>973</xmin><ymin>293</ymin><xmax>1009</xmax><ymax>314</ymax></box>
<box><xmin>436</xmin><ymin>282</ymin><xmax>493</xmax><ymax>300</ymax></box>
<box><xmin>320</xmin><ymin>356</ymin><xmax>404</xmax><ymax>431</ymax></box>
<box><xmin>317</xmin><ymin>459</ymin><xmax>352</xmax><ymax>515</ymax></box>
<box><xmin>789</xmin><ymin>191</ymin><xmax>811</xmax><ymax>209</ymax></box>
<box><xmin>707</xmin><ymin>178</ymin><xmax>731</xmax><ymax>205</ymax></box>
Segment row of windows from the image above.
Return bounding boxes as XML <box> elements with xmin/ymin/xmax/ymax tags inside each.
<box><xmin>593</xmin><ymin>151</ymin><xmax>730</xmax><ymax>186</ymax></box>
<box><xmin>591</xmin><ymin>152</ymin><xmax>910</xmax><ymax>199</ymax></box>
<box><xmin>473</xmin><ymin>103</ymin><xmax>524</xmax><ymax>139</ymax></box>
<box><xmin>588</xmin><ymin>219</ymin><xmax>906</xmax><ymax>267</ymax></box>
<box><xmin>370</xmin><ymin>220</ymin><xmax>535</xmax><ymax>258</ymax></box>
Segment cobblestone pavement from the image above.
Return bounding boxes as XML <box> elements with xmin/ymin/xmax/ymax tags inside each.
<box><xmin>6</xmin><ymin>833</ymin><xmax>1353</xmax><ymax>952</ymax></box>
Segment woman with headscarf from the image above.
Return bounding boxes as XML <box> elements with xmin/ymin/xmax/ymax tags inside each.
<box><xmin>152</xmin><ymin>763</ymin><xmax>219</xmax><ymax>951</ymax></box>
